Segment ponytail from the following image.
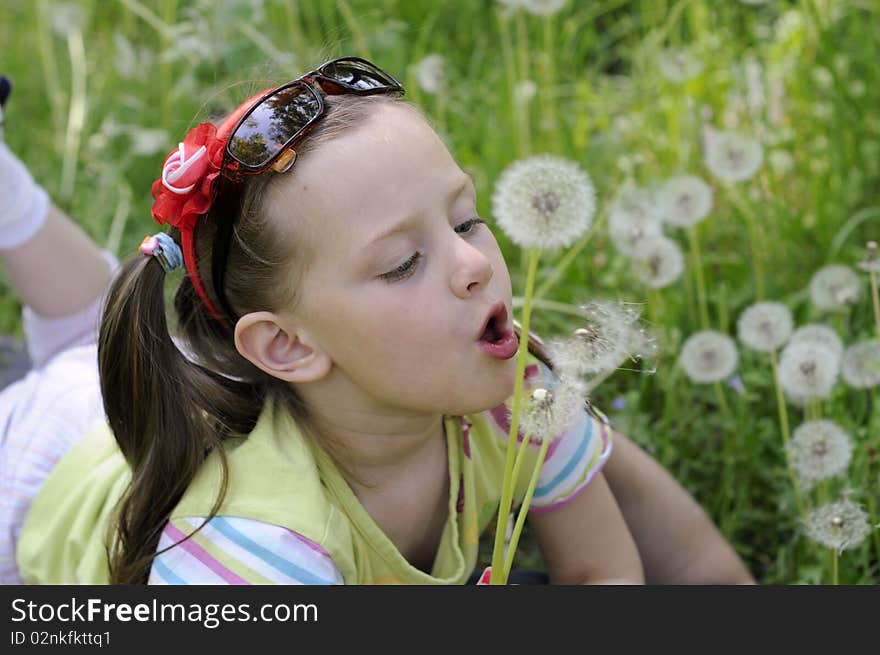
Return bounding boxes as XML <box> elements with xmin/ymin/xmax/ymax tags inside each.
<box><xmin>98</xmin><ymin>249</ymin><xmax>263</xmax><ymax>584</ymax></box>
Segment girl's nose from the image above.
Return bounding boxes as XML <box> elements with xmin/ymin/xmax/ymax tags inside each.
<box><xmin>451</xmin><ymin>239</ymin><xmax>494</xmax><ymax>297</ymax></box>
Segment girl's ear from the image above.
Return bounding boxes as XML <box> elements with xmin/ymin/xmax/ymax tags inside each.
<box><xmin>234</xmin><ymin>311</ymin><xmax>332</xmax><ymax>383</ymax></box>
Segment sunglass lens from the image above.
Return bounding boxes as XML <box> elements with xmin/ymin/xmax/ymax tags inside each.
<box><xmin>323</xmin><ymin>59</ymin><xmax>399</xmax><ymax>91</ymax></box>
<box><xmin>228</xmin><ymin>84</ymin><xmax>320</xmax><ymax>168</ymax></box>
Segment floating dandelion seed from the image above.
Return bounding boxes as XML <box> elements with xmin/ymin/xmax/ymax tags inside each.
<box><xmin>680</xmin><ymin>331</ymin><xmax>739</xmax><ymax>384</ymax></box>
<box><xmin>492</xmin><ymin>155</ymin><xmax>596</xmax><ymax>250</ymax></box>
<box><xmin>805</xmin><ymin>498</ymin><xmax>871</xmax><ymax>554</ymax></box>
<box><xmin>521</xmin><ymin>0</ymin><xmax>567</xmax><ymax>15</ymax></box>
<box><xmin>415</xmin><ymin>54</ymin><xmax>446</xmax><ymax>93</ymax></box>
<box><xmin>736</xmin><ymin>301</ymin><xmax>793</xmax><ymax>352</ymax></box>
<box><xmin>790</xmin><ymin>324</ymin><xmax>843</xmax><ymax>362</ymax></box>
<box><xmin>657</xmin><ymin>175</ymin><xmax>713</xmax><ymax>228</ymax></box>
<box><xmin>705</xmin><ymin>131</ymin><xmax>763</xmax><ymax>182</ymax></box>
<box><xmin>545</xmin><ymin>301</ymin><xmax>643</xmax><ymax>377</ymax></box>
<box><xmin>777</xmin><ymin>341</ymin><xmax>839</xmax><ymax>401</ymax></box>
<box><xmin>788</xmin><ymin>420</ymin><xmax>853</xmax><ymax>491</ymax></box>
<box><xmin>518</xmin><ymin>376</ymin><xmax>586</xmax><ymax>442</ymax></box>
<box><xmin>840</xmin><ymin>340</ymin><xmax>880</xmax><ymax>389</ymax></box>
<box><xmin>632</xmin><ymin>236</ymin><xmax>685</xmax><ymax>289</ymax></box>
<box><xmin>809</xmin><ymin>265</ymin><xmax>862</xmax><ymax>312</ymax></box>
<box><xmin>608</xmin><ymin>186</ymin><xmax>663</xmax><ymax>257</ymax></box>
<box><xmin>657</xmin><ymin>48</ymin><xmax>704</xmax><ymax>83</ymax></box>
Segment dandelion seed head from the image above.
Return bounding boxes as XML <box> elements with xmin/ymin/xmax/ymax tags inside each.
<box><xmin>805</xmin><ymin>499</ymin><xmax>871</xmax><ymax>553</ymax></box>
<box><xmin>492</xmin><ymin>155</ymin><xmax>596</xmax><ymax>251</ymax></box>
<box><xmin>608</xmin><ymin>187</ymin><xmax>663</xmax><ymax>257</ymax></box>
<box><xmin>841</xmin><ymin>340</ymin><xmax>880</xmax><ymax>389</ymax></box>
<box><xmin>657</xmin><ymin>175</ymin><xmax>713</xmax><ymax>228</ymax></box>
<box><xmin>788</xmin><ymin>420</ymin><xmax>853</xmax><ymax>491</ymax></box>
<box><xmin>736</xmin><ymin>301</ymin><xmax>794</xmax><ymax>352</ymax></box>
<box><xmin>521</xmin><ymin>0</ymin><xmax>567</xmax><ymax>16</ymax></box>
<box><xmin>518</xmin><ymin>376</ymin><xmax>586</xmax><ymax>442</ymax></box>
<box><xmin>632</xmin><ymin>236</ymin><xmax>685</xmax><ymax>289</ymax></box>
<box><xmin>704</xmin><ymin>131</ymin><xmax>763</xmax><ymax>182</ymax></box>
<box><xmin>778</xmin><ymin>341</ymin><xmax>839</xmax><ymax>401</ymax></box>
<box><xmin>415</xmin><ymin>54</ymin><xmax>446</xmax><ymax>93</ymax></box>
<box><xmin>857</xmin><ymin>241</ymin><xmax>880</xmax><ymax>274</ymax></box>
<box><xmin>790</xmin><ymin>324</ymin><xmax>843</xmax><ymax>362</ymax></box>
<box><xmin>657</xmin><ymin>48</ymin><xmax>704</xmax><ymax>83</ymax></box>
<box><xmin>679</xmin><ymin>331</ymin><xmax>739</xmax><ymax>384</ymax></box>
<box><xmin>809</xmin><ymin>265</ymin><xmax>862</xmax><ymax>312</ymax></box>
<box><xmin>546</xmin><ymin>301</ymin><xmax>642</xmax><ymax>377</ymax></box>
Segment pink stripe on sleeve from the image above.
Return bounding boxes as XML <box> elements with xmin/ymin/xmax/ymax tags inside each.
<box><xmin>163</xmin><ymin>522</ymin><xmax>250</xmax><ymax>585</ymax></box>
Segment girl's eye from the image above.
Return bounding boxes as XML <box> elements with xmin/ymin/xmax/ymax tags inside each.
<box><xmin>378</xmin><ymin>217</ymin><xmax>485</xmax><ymax>283</ymax></box>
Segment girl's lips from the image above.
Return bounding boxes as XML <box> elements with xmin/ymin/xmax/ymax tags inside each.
<box><xmin>477</xmin><ymin>326</ymin><xmax>519</xmax><ymax>359</ymax></box>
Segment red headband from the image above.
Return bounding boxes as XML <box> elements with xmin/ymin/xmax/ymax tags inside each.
<box><xmin>149</xmin><ymin>88</ymin><xmax>274</xmax><ymax>325</ymax></box>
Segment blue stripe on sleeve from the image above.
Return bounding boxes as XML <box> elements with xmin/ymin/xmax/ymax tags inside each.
<box><xmin>151</xmin><ymin>555</ymin><xmax>188</xmax><ymax>585</ymax></box>
<box><xmin>533</xmin><ymin>416</ymin><xmax>593</xmax><ymax>498</ymax></box>
<box><xmin>210</xmin><ymin>517</ymin><xmax>338</xmax><ymax>585</ymax></box>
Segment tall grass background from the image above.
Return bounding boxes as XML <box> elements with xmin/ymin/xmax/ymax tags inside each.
<box><xmin>1</xmin><ymin>0</ymin><xmax>878</xmax><ymax>584</ymax></box>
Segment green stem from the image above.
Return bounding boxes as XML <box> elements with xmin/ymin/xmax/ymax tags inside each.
<box><xmin>490</xmin><ymin>248</ymin><xmax>541</xmax><ymax>584</ymax></box>
<box><xmin>770</xmin><ymin>350</ymin><xmax>808</xmax><ymax>521</ymax></box>
<box><xmin>534</xmin><ymin>215</ymin><xmax>603</xmax><ymax>300</ymax></box>
<box><xmin>688</xmin><ymin>224</ymin><xmax>710</xmax><ymax>330</ymax></box>
<box><xmin>831</xmin><ymin>548</ymin><xmax>838</xmax><ymax>585</ymax></box>
<box><xmin>541</xmin><ymin>14</ymin><xmax>558</xmax><ymax>152</ymax></box>
<box><xmin>514</xmin><ymin>7</ymin><xmax>531</xmax><ymax>157</ymax></box>
<box><xmin>870</xmin><ymin>270</ymin><xmax>880</xmax><ymax>339</ymax></box>
<box><xmin>728</xmin><ymin>187</ymin><xmax>766</xmax><ymax>299</ymax></box>
<box><xmin>503</xmin><ymin>433</ymin><xmax>553</xmax><ymax>581</ymax></box>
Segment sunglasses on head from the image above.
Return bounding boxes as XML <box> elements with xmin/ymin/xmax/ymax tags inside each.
<box><xmin>221</xmin><ymin>56</ymin><xmax>405</xmax><ymax>181</ymax></box>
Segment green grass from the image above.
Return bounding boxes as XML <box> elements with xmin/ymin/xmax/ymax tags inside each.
<box><xmin>2</xmin><ymin>0</ymin><xmax>879</xmax><ymax>584</ymax></box>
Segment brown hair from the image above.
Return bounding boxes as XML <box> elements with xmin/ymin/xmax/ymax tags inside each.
<box><xmin>98</xmin><ymin>91</ymin><xmax>554</xmax><ymax>585</ymax></box>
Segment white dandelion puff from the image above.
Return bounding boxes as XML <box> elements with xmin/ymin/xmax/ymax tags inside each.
<box><xmin>632</xmin><ymin>236</ymin><xmax>685</xmax><ymax>289</ymax></box>
<box><xmin>705</xmin><ymin>131</ymin><xmax>764</xmax><ymax>182</ymax></box>
<box><xmin>492</xmin><ymin>155</ymin><xmax>596</xmax><ymax>251</ymax></box>
<box><xmin>680</xmin><ymin>331</ymin><xmax>739</xmax><ymax>384</ymax></box>
<box><xmin>657</xmin><ymin>175</ymin><xmax>713</xmax><ymax>228</ymax></box>
<box><xmin>790</xmin><ymin>324</ymin><xmax>843</xmax><ymax>362</ymax></box>
<box><xmin>518</xmin><ymin>376</ymin><xmax>586</xmax><ymax>443</ymax></box>
<box><xmin>805</xmin><ymin>498</ymin><xmax>871</xmax><ymax>554</ymax></box>
<box><xmin>415</xmin><ymin>54</ymin><xmax>446</xmax><ymax>94</ymax></box>
<box><xmin>809</xmin><ymin>265</ymin><xmax>862</xmax><ymax>312</ymax></box>
<box><xmin>736</xmin><ymin>301</ymin><xmax>794</xmax><ymax>352</ymax></box>
<box><xmin>788</xmin><ymin>420</ymin><xmax>853</xmax><ymax>492</ymax></box>
<box><xmin>546</xmin><ymin>301</ymin><xmax>643</xmax><ymax>377</ymax></box>
<box><xmin>657</xmin><ymin>48</ymin><xmax>704</xmax><ymax>83</ymax></box>
<box><xmin>521</xmin><ymin>0</ymin><xmax>567</xmax><ymax>16</ymax></box>
<box><xmin>840</xmin><ymin>340</ymin><xmax>880</xmax><ymax>389</ymax></box>
<box><xmin>608</xmin><ymin>186</ymin><xmax>663</xmax><ymax>257</ymax></box>
<box><xmin>777</xmin><ymin>341</ymin><xmax>839</xmax><ymax>401</ymax></box>
<box><xmin>856</xmin><ymin>241</ymin><xmax>880</xmax><ymax>274</ymax></box>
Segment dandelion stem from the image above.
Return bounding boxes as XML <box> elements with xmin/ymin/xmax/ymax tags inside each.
<box><xmin>496</xmin><ymin>7</ymin><xmax>518</xmax><ymax>154</ymax></box>
<box><xmin>534</xmin><ymin>215</ymin><xmax>603</xmax><ymax>301</ymax></box>
<box><xmin>503</xmin><ymin>434</ymin><xmax>553</xmax><ymax>581</ymax></box>
<box><xmin>728</xmin><ymin>187</ymin><xmax>765</xmax><ymax>299</ymax></box>
<box><xmin>541</xmin><ymin>14</ymin><xmax>559</xmax><ymax>153</ymax></box>
<box><xmin>770</xmin><ymin>349</ymin><xmax>808</xmax><ymax>520</ymax></box>
<box><xmin>831</xmin><ymin>548</ymin><xmax>838</xmax><ymax>585</ymax></box>
<box><xmin>688</xmin><ymin>224</ymin><xmax>711</xmax><ymax>330</ymax></box>
<box><xmin>60</xmin><ymin>25</ymin><xmax>87</xmax><ymax>201</ymax></box>
<box><xmin>514</xmin><ymin>7</ymin><xmax>532</xmax><ymax>157</ymax></box>
<box><xmin>870</xmin><ymin>269</ymin><xmax>880</xmax><ymax>339</ymax></box>
<box><xmin>490</xmin><ymin>248</ymin><xmax>540</xmax><ymax>584</ymax></box>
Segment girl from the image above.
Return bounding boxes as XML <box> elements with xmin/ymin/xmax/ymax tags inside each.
<box><xmin>0</xmin><ymin>61</ymin><xmax>754</xmax><ymax>585</ymax></box>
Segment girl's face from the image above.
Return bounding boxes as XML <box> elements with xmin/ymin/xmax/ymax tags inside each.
<box><xmin>271</xmin><ymin>103</ymin><xmax>518</xmax><ymax>415</ymax></box>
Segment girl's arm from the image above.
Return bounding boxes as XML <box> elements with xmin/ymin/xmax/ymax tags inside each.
<box><xmin>601</xmin><ymin>429</ymin><xmax>756</xmax><ymax>585</ymax></box>
<box><xmin>528</xmin><ymin>471</ymin><xmax>645</xmax><ymax>585</ymax></box>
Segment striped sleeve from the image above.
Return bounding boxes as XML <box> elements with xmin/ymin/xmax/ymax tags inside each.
<box><xmin>486</xmin><ymin>359</ymin><xmax>614</xmax><ymax>514</ymax></box>
<box><xmin>147</xmin><ymin>516</ymin><xmax>344</xmax><ymax>585</ymax></box>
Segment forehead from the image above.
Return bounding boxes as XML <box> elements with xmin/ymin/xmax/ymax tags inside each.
<box><xmin>269</xmin><ymin>103</ymin><xmax>468</xmax><ymax>258</ymax></box>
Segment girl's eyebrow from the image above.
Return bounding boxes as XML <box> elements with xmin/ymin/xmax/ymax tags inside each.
<box><xmin>365</xmin><ymin>173</ymin><xmax>476</xmax><ymax>247</ymax></box>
